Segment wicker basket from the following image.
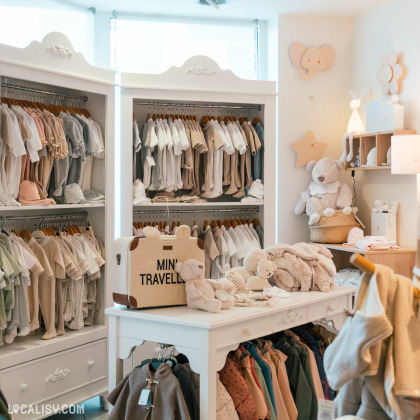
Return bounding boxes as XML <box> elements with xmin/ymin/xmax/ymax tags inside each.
<box><xmin>309</xmin><ymin>210</ymin><xmax>361</xmax><ymax>244</ymax></box>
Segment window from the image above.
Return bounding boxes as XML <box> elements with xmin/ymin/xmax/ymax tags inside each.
<box><xmin>0</xmin><ymin>1</ymin><xmax>94</xmax><ymax>63</ymax></box>
<box><xmin>111</xmin><ymin>16</ymin><xmax>260</xmax><ymax>80</ymax></box>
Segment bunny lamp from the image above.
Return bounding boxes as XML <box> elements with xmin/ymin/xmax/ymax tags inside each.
<box><xmin>341</xmin><ymin>90</ymin><xmax>365</xmax><ymax>163</ymax></box>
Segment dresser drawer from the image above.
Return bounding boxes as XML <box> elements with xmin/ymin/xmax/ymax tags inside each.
<box><xmin>1</xmin><ymin>339</ymin><xmax>106</xmax><ymax>406</ymax></box>
<box><xmin>271</xmin><ymin>306</ymin><xmax>308</xmax><ymax>331</ymax></box>
<box><xmin>307</xmin><ymin>295</ymin><xmax>348</xmax><ymax>321</ymax></box>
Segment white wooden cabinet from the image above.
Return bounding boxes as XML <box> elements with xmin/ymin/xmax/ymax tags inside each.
<box><xmin>0</xmin><ymin>33</ymin><xmax>116</xmax><ymax>418</ymax></box>
<box><xmin>117</xmin><ymin>56</ymin><xmax>277</xmax><ymax>246</ymax></box>
<box><xmin>106</xmin><ymin>286</ymin><xmax>355</xmax><ymax>420</ymax></box>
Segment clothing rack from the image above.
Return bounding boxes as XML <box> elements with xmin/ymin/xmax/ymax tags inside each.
<box><xmin>0</xmin><ymin>81</ymin><xmax>88</xmax><ymax>103</ymax></box>
<box><xmin>133</xmin><ymin>207</ymin><xmax>259</xmax><ymax>215</ymax></box>
<box><xmin>133</xmin><ymin>100</ymin><xmax>262</xmax><ymax>111</ymax></box>
<box><xmin>0</xmin><ymin>211</ymin><xmax>88</xmax><ymax>229</ymax></box>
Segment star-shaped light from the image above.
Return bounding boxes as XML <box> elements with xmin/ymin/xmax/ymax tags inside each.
<box><xmin>292</xmin><ymin>130</ymin><xmax>328</xmax><ymax>168</ymax></box>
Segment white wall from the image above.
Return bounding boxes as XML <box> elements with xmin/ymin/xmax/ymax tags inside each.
<box><xmin>353</xmin><ymin>0</ymin><xmax>418</xmax><ymax>247</ymax></box>
<box><xmin>277</xmin><ymin>15</ymin><xmax>354</xmax><ymax>244</ymax></box>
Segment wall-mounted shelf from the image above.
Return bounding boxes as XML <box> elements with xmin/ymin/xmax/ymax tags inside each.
<box><xmin>346</xmin><ymin>166</ymin><xmax>390</xmax><ymax>171</ymax></box>
<box><xmin>344</xmin><ymin>129</ymin><xmax>416</xmax><ymax>171</ymax></box>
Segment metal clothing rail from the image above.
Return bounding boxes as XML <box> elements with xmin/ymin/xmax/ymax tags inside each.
<box><xmin>133</xmin><ymin>207</ymin><xmax>259</xmax><ymax>215</ymax></box>
<box><xmin>0</xmin><ymin>82</ymin><xmax>88</xmax><ymax>103</ymax></box>
<box><xmin>133</xmin><ymin>101</ymin><xmax>262</xmax><ymax>111</ymax></box>
<box><xmin>0</xmin><ymin>211</ymin><xmax>88</xmax><ymax>227</ymax></box>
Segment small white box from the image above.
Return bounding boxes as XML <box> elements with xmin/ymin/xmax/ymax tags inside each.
<box><xmin>366</xmin><ymin>100</ymin><xmax>404</xmax><ymax>133</ymax></box>
<box><xmin>371</xmin><ymin>212</ymin><xmax>397</xmax><ymax>241</ymax></box>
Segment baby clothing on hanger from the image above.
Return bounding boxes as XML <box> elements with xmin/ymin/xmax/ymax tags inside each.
<box><xmin>0</xmin><ymin>102</ymin><xmax>105</xmax><ymax>207</ymax></box>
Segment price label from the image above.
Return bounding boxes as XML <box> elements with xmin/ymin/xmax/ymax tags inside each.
<box><xmin>317</xmin><ymin>399</ymin><xmax>335</xmax><ymax>420</ymax></box>
<box><xmin>138</xmin><ymin>389</ymin><xmax>151</xmax><ymax>406</ymax></box>
<box><xmin>146</xmin><ymin>156</ymin><xmax>156</xmax><ymax>166</ymax></box>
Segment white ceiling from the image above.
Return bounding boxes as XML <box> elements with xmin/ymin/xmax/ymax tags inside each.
<box><xmin>70</xmin><ymin>0</ymin><xmax>392</xmax><ymax>20</ymax></box>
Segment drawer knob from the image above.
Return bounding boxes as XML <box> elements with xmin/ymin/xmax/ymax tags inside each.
<box><xmin>88</xmin><ymin>360</ymin><xmax>95</xmax><ymax>368</ymax></box>
<box><xmin>21</xmin><ymin>384</ymin><xmax>28</xmax><ymax>392</ymax></box>
<box><xmin>327</xmin><ymin>305</ymin><xmax>335</xmax><ymax>312</ymax></box>
<box><xmin>242</xmin><ymin>327</ymin><xmax>252</xmax><ymax>335</ymax></box>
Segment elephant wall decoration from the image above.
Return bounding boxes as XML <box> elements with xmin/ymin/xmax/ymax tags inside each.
<box><xmin>290</xmin><ymin>42</ymin><xmax>336</xmax><ymax>79</ymax></box>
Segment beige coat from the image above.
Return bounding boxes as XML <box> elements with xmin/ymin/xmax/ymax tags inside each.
<box><xmin>325</xmin><ymin>265</ymin><xmax>420</xmax><ymax>420</ymax></box>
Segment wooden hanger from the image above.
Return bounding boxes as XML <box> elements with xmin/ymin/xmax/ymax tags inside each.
<box><xmin>203</xmin><ymin>219</ymin><xmax>209</xmax><ymax>229</ymax></box>
<box><xmin>252</xmin><ymin>117</ymin><xmax>260</xmax><ymax>126</ymax></box>
<box><xmin>11</xmin><ymin>229</ymin><xmax>20</xmax><ymax>237</ymax></box>
<box><xmin>231</xmin><ymin>220</ymin><xmax>238</xmax><ymax>228</ymax></box>
<box><xmin>210</xmin><ymin>220</ymin><xmax>218</xmax><ymax>229</ymax></box>
<box><xmin>20</xmin><ymin>229</ymin><xmax>33</xmax><ymax>241</ymax></box>
<box><xmin>200</xmin><ymin>115</ymin><xmax>209</xmax><ymax>125</ymax></box>
<box><xmin>177</xmin><ymin>221</ymin><xmax>181</xmax><ymax>227</ymax></box>
<box><xmin>252</xmin><ymin>218</ymin><xmax>260</xmax><ymax>227</ymax></box>
<box><xmin>223</xmin><ymin>219</ymin><xmax>231</xmax><ymax>229</ymax></box>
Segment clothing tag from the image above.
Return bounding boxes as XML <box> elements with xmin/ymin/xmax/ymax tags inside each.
<box><xmin>317</xmin><ymin>399</ymin><xmax>335</xmax><ymax>420</ymax></box>
<box><xmin>146</xmin><ymin>155</ymin><xmax>156</xmax><ymax>167</ymax></box>
<box><xmin>138</xmin><ymin>389</ymin><xmax>151</xmax><ymax>406</ymax></box>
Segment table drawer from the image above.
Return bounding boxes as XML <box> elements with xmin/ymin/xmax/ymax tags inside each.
<box><xmin>308</xmin><ymin>295</ymin><xmax>348</xmax><ymax>321</ymax></box>
<box><xmin>217</xmin><ymin>315</ymin><xmax>272</xmax><ymax>348</ymax></box>
<box><xmin>1</xmin><ymin>339</ymin><xmax>106</xmax><ymax>406</ymax></box>
<box><xmin>271</xmin><ymin>306</ymin><xmax>308</xmax><ymax>331</ymax></box>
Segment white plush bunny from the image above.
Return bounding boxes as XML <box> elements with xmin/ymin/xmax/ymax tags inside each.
<box><xmin>341</xmin><ymin>90</ymin><xmax>365</xmax><ymax>163</ymax></box>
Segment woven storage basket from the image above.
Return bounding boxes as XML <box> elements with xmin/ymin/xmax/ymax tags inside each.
<box><xmin>309</xmin><ymin>210</ymin><xmax>361</xmax><ymax>244</ymax></box>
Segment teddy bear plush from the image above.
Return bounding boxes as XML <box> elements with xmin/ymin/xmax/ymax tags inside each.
<box><xmin>247</xmin><ymin>259</ymin><xmax>277</xmax><ymax>291</ymax></box>
<box><xmin>295</xmin><ymin>157</ymin><xmax>353</xmax><ymax>225</ymax></box>
<box><xmin>228</xmin><ymin>249</ymin><xmax>271</xmax><ymax>281</ymax></box>
<box><xmin>175</xmin><ymin>259</ymin><xmax>234</xmax><ymax>312</ymax></box>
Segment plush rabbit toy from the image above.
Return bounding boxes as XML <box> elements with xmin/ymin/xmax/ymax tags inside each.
<box><xmin>341</xmin><ymin>90</ymin><xmax>365</xmax><ymax>163</ymax></box>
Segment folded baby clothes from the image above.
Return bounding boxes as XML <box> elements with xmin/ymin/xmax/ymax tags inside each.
<box><xmin>241</xmin><ymin>179</ymin><xmax>264</xmax><ymax>203</ymax></box>
<box><xmin>133</xmin><ymin>179</ymin><xmax>151</xmax><ymax>205</ymax></box>
<box><xmin>355</xmin><ymin>236</ymin><xmax>398</xmax><ymax>250</ymax></box>
<box><xmin>64</xmin><ymin>183</ymin><xmax>85</xmax><ymax>204</ymax></box>
<box><xmin>83</xmin><ymin>190</ymin><xmax>105</xmax><ymax>203</ymax></box>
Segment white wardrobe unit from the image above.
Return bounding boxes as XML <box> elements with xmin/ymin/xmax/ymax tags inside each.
<box><xmin>0</xmin><ymin>33</ymin><xmax>115</xmax><ymax>419</ymax></box>
<box><xmin>117</xmin><ymin>56</ymin><xmax>277</xmax><ymax>245</ymax></box>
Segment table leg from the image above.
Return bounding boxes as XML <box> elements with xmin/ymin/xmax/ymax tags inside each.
<box><xmin>108</xmin><ymin>315</ymin><xmax>123</xmax><ymax>396</ymax></box>
<box><xmin>200</xmin><ymin>331</ymin><xmax>217</xmax><ymax>420</ymax></box>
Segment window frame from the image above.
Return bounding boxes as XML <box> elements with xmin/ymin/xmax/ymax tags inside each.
<box><xmin>107</xmin><ymin>12</ymin><xmax>267</xmax><ymax>80</ymax></box>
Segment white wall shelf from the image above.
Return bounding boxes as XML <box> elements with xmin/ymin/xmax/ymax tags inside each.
<box><xmin>0</xmin><ymin>203</ymin><xmax>105</xmax><ymax>212</ymax></box>
<box><xmin>133</xmin><ymin>202</ymin><xmax>263</xmax><ymax>208</ymax></box>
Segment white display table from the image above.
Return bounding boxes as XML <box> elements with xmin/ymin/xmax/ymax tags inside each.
<box><xmin>106</xmin><ymin>286</ymin><xmax>354</xmax><ymax>420</ymax></box>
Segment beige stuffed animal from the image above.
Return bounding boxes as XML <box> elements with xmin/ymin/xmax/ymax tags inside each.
<box><xmin>295</xmin><ymin>157</ymin><xmax>353</xmax><ymax>226</ymax></box>
<box><xmin>247</xmin><ymin>259</ymin><xmax>277</xmax><ymax>291</ymax></box>
<box><xmin>223</xmin><ymin>265</ymin><xmax>248</xmax><ymax>292</ymax></box>
<box><xmin>229</xmin><ymin>249</ymin><xmax>271</xmax><ymax>281</ymax></box>
<box><xmin>175</xmin><ymin>259</ymin><xmax>234</xmax><ymax>312</ymax></box>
